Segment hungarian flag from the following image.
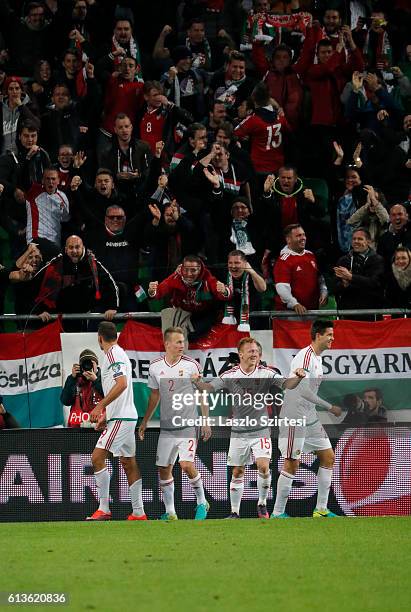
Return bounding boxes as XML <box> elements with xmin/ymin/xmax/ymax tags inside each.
<box><xmin>118</xmin><ymin>321</ymin><xmax>249</xmax><ymax>418</ymax></box>
<box><xmin>273</xmin><ymin>319</ymin><xmax>411</xmax><ymax>416</ymax></box>
<box><xmin>0</xmin><ymin>321</ymin><xmax>64</xmax><ymax>428</ymax></box>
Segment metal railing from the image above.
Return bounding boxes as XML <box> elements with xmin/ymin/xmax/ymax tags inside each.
<box><xmin>0</xmin><ymin>308</ymin><xmax>409</xmax><ymax>322</ymax></box>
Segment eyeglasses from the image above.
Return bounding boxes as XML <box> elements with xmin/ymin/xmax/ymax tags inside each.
<box><xmin>106</xmin><ymin>215</ymin><xmax>125</xmax><ymax>220</ymax></box>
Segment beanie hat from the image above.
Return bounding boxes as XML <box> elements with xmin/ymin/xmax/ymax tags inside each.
<box><xmin>171</xmin><ymin>46</ymin><xmax>192</xmax><ymax>65</ymax></box>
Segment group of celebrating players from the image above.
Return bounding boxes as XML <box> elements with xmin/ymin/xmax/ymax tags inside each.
<box><xmin>85</xmin><ymin>319</ymin><xmax>342</xmax><ymax>521</ymax></box>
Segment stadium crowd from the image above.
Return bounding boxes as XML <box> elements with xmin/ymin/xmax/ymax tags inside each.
<box><xmin>0</xmin><ymin>0</ymin><xmax>410</xmax><ymax>332</ymax></box>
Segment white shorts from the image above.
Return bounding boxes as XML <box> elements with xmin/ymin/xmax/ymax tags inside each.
<box><xmin>227</xmin><ymin>435</ymin><xmax>272</xmax><ymax>466</ymax></box>
<box><xmin>278</xmin><ymin>420</ymin><xmax>331</xmax><ymax>459</ymax></box>
<box><xmin>96</xmin><ymin>419</ymin><xmax>137</xmax><ymax>457</ymax></box>
<box><xmin>156</xmin><ymin>431</ymin><xmax>197</xmax><ymax>467</ymax></box>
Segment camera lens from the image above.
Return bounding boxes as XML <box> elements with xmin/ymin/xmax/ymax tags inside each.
<box><xmin>80</xmin><ymin>359</ymin><xmax>94</xmax><ymax>373</ymax></box>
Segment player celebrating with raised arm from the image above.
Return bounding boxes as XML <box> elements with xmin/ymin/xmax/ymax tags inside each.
<box><xmin>194</xmin><ymin>337</ymin><xmax>305</xmax><ymax>519</ymax></box>
<box><xmin>272</xmin><ymin>319</ymin><xmax>342</xmax><ymax>519</ymax></box>
<box><xmin>138</xmin><ymin>327</ymin><xmax>211</xmax><ymax>521</ymax></box>
<box><xmin>86</xmin><ymin>321</ymin><xmax>147</xmax><ymax>522</ymax></box>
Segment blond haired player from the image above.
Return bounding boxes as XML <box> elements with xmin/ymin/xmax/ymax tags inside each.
<box><xmin>86</xmin><ymin>321</ymin><xmax>147</xmax><ymax>521</ymax></box>
<box><xmin>139</xmin><ymin>327</ymin><xmax>211</xmax><ymax>520</ymax></box>
<box><xmin>194</xmin><ymin>337</ymin><xmax>305</xmax><ymax>519</ymax></box>
<box><xmin>272</xmin><ymin>319</ymin><xmax>342</xmax><ymax>519</ymax></box>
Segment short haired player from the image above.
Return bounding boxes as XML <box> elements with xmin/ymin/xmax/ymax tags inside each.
<box><xmin>272</xmin><ymin>319</ymin><xmax>342</xmax><ymax>518</ymax></box>
<box><xmin>138</xmin><ymin>327</ymin><xmax>211</xmax><ymax>520</ymax></box>
<box><xmin>86</xmin><ymin>321</ymin><xmax>147</xmax><ymax>521</ymax></box>
<box><xmin>194</xmin><ymin>337</ymin><xmax>305</xmax><ymax>519</ymax></box>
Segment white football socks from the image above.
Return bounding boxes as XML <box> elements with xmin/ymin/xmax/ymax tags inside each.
<box><xmin>257</xmin><ymin>471</ymin><xmax>271</xmax><ymax>506</ymax></box>
<box><xmin>129</xmin><ymin>479</ymin><xmax>145</xmax><ymax>516</ymax></box>
<box><xmin>189</xmin><ymin>473</ymin><xmax>206</xmax><ymax>505</ymax></box>
<box><xmin>95</xmin><ymin>467</ymin><xmax>110</xmax><ymax>514</ymax></box>
<box><xmin>160</xmin><ymin>478</ymin><xmax>176</xmax><ymax>515</ymax></box>
<box><xmin>230</xmin><ymin>477</ymin><xmax>244</xmax><ymax>514</ymax></box>
<box><xmin>273</xmin><ymin>471</ymin><xmax>294</xmax><ymax>516</ymax></box>
<box><xmin>316</xmin><ymin>466</ymin><xmax>333</xmax><ymax>510</ymax></box>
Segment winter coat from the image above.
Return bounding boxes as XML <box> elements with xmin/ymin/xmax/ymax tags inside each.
<box><xmin>335</xmin><ymin>249</ymin><xmax>385</xmax><ymax>310</ymax></box>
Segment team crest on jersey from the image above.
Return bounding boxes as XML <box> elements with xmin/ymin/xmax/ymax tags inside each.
<box><xmin>311</xmin><ymin>261</ymin><xmax>317</xmax><ymax>269</ymax></box>
<box><xmin>179</xmin><ymin>370</ymin><xmax>184</xmax><ymax>377</ymax></box>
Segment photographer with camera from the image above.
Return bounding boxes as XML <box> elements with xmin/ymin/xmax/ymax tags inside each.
<box><xmin>60</xmin><ymin>349</ymin><xmax>103</xmax><ymax>428</ymax></box>
<box><xmin>343</xmin><ymin>388</ymin><xmax>388</xmax><ymax>424</ymax></box>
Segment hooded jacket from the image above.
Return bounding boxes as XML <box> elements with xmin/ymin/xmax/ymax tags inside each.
<box><xmin>150</xmin><ymin>260</ymin><xmax>232</xmax><ymax>313</ymax></box>
<box><xmin>0</xmin><ymin>94</ymin><xmax>39</xmax><ymax>154</ymax></box>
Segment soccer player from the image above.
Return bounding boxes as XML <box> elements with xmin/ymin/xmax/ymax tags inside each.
<box><xmin>194</xmin><ymin>337</ymin><xmax>305</xmax><ymax>519</ymax></box>
<box><xmin>86</xmin><ymin>321</ymin><xmax>147</xmax><ymax>521</ymax></box>
<box><xmin>272</xmin><ymin>319</ymin><xmax>342</xmax><ymax>518</ymax></box>
<box><xmin>138</xmin><ymin>327</ymin><xmax>211</xmax><ymax>520</ymax></box>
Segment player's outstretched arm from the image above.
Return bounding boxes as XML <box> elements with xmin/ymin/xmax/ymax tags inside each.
<box><xmin>282</xmin><ymin>368</ymin><xmax>306</xmax><ymax>390</ymax></box>
<box><xmin>138</xmin><ymin>389</ymin><xmax>160</xmax><ymax>440</ymax></box>
<box><xmin>295</xmin><ymin>379</ymin><xmax>334</xmax><ymax>411</ymax></box>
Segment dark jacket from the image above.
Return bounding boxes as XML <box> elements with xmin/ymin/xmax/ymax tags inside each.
<box><xmin>209</xmin><ymin>69</ymin><xmax>255</xmax><ymax>118</ymax></box>
<box><xmin>335</xmin><ymin>248</ymin><xmax>385</xmax><ymax>310</ymax></box>
<box><xmin>39</xmin><ymin>79</ymin><xmax>100</xmax><ymax>160</ymax></box>
<box><xmin>259</xmin><ymin>180</ymin><xmax>325</xmax><ymax>256</ymax></box>
<box><xmin>60</xmin><ymin>371</ymin><xmax>103</xmax><ymax>407</ymax></box>
<box><xmin>72</xmin><ymin>181</ymin><xmax>128</xmax><ymax>229</ymax></box>
<box><xmin>377</xmin><ymin>223</ymin><xmax>411</xmax><ymax>269</ymax></box>
<box><xmin>161</xmin><ymin>68</ymin><xmax>207</xmax><ymax>120</ymax></box>
<box><xmin>0</xmin><ymin>146</ymin><xmax>50</xmax><ymax>194</ymax></box>
<box><xmin>85</xmin><ymin>215</ymin><xmax>145</xmax><ymax>287</ymax></box>
<box><xmin>144</xmin><ymin>215</ymin><xmax>195</xmax><ymax>280</ymax></box>
<box><xmin>34</xmin><ymin>251</ymin><xmax>119</xmax><ymax>314</ymax></box>
<box><xmin>100</xmin><ymin>138</ymin><xmax>152</xmax><ymax>198</ymax></box>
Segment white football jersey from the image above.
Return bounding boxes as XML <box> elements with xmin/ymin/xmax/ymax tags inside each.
<box><xmin>282</xmin><ymin>344</ymin><xmax>329</xmax><ymax>421</ymax></box>
<box><xmin>148</xmin><ymin>355</ymin><xmax>202</xmax><ymax>429</ymax></box>
<box><xmin>213</xmin><ymin>364</ymin><xmax>284</xmax><ymax>434</ymax></box>
<box><xmin>101</xmin><ymin>344</ymin><xmax>137</xmax><ymax>422</ymax></box>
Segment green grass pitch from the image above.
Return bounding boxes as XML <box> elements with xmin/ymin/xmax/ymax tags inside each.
<box><xmin>2</xmin><ymin>518</ymin><xmax>410</xmax><ymax>612</ymax></box>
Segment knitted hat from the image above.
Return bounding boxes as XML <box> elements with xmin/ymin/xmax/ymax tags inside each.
<box><xmin>79</xmin><ymin>349</ymin><xmax>99</xmax><ymax>365</ymax></box>
<box><xmin>231</xmin><ymin>196</ymin><xmax>251</xmax><ymax>211</ymax></box>
<box><xmin>171</xmin><ymin>46</ymin><xmax>192</xmax><ymax>65</ymax></box>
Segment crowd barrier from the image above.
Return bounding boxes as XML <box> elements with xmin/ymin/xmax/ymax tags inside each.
<box><xmin>1</xmin><ymin>426</ymin><xmax>410</xmax><ymax>521</ymax></box>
